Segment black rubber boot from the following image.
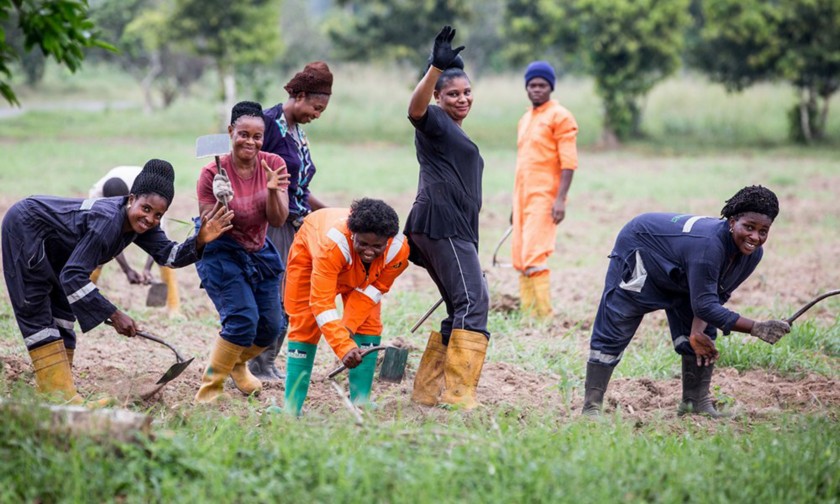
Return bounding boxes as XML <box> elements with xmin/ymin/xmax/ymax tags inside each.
<box><xmin>248</xmin><ymin>335</ymin><xmax>284</xmax><ymax>382</ymax></box>
<box><xmin>677</xmin><ymin>355</ymin><xmax>730</xmax><ymax>418</ymax></box>
<box><xmin>582</xmin><ymin>362</ymin><xmax>614</xmax><ymax>417</ymax></box>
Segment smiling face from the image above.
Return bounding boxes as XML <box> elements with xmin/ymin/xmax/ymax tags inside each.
<box><xmin>290</xmin><ymin>92</ymin><xmax>330</xmax><ymax>124</ymax></box>
<box><xmin>228</xmin><ymin>116</ymin><xmax>264</xmax><ymax>164</ymax></box>
<box><xmin>125</xmin><ymin>193</ymin><xmax>168</xmax><ymax>234</ymax></box>
<box><xmin>526</xmin><ymin>77</ymin><xmax>552</xmax><ymax>107</ymax></box>
<box><xmin>434</xmin><ymin>76</ymin><xmax>473</xmax><ymax>125</ymax></box>
<box><xmin>352</xmin><ymin>232</ymin><xmax>389</xmax><ymax>265</ymax></box>
<box><xmin>728</xmin><ymin>212</ymin><xmax>773</xmax><ymax>255</ymax></box>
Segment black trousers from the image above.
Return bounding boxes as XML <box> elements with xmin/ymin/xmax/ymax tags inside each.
<box><xmin>408</xmin><ymin>233</ymin><xmax>490</xmax><ymax>343</ymax></box>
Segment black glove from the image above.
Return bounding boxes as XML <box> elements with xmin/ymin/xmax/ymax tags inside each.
<box><xmin>431</xmin><ymin>25</ymin><xmax>465</xmax><ymax>71</ymax></box>
<box><xmin>750</xmin><ymin>320</ymin><xmax>791</xmax><ymax>344</ymax></box>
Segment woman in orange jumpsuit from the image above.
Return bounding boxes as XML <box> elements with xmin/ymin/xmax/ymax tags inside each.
<box><xmin>283</xmin><ymin>198</ymin><xmax>409</xmax><ymax>415</ymax></box>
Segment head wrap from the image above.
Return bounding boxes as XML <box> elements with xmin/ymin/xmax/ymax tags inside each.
<box><xmin>284</xmin><ymin>61</ymin><xmax>334</xmax><ymax>96</ymax></box>
<box><xmin>230</xmin><ymin>100</ymin><xmax>263</xmax><ymax>125</ymax></box>
<box><xmin>130</xmin><ymin>158</ymin><xmax>175</xmax><ymax>206</ymax></box>
<box><xmin>525</xmin><ymin>61</ymin><xmax>556</xmax><ymax>91</ymax></box>
<box><xmin>720</xmin><ymin>185</ymin><xmax>780</xmax><ymax>220</ymax></box>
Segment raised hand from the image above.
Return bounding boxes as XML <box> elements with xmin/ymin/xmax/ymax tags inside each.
<box><xmin>263</xmin><ymin>159</ymin><xmax>290</xmax><ymax>191</ymax></box>
<box><xmin>197</xmin><ymin>202</ymin><xmax>235</xmax><ymax>246</ymax></box>
<box><xmin>431</xmin><ymin>25</ymin><xmax>465</xmax><ymax>70</ymax></box>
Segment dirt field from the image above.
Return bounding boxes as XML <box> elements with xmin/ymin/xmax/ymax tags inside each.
<box><xmin>1</xmin><ymin>166</ymin><xmax>838</xmax><ymax>423</ymax></box>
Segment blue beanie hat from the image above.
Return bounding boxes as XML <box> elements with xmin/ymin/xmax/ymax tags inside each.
<box><xmin>525</xmin><ymin>61</ymin><xmax>556</xmax><ymax>91</ymax></box>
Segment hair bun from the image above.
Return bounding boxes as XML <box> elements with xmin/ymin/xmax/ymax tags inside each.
<box><xmin>142</xmin><ymin>158</ymin><xmax>175</xmax><ymax>182</ymax></box>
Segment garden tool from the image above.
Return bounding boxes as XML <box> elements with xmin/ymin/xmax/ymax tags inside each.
<box><xmin>785</xmin><ymin>289</ymin><xmax>840</xmax><ymax>324</ymax></box>
<box><xmin>195</xmin><ymin>133</ymin><xmax>232</xmax><ymax>210</ymax></box>
<box><xmin>106</xmin><ymin>321</ymin><xmax>194</xmax><ymax>384</ymax></box>
<box><xmin>145</xmin><ymin>282</ymin><xmax>168</xmax><ymax>307</ymax></box>
<box><xmin>492</xmin><ymin>226</ymin><xmax>513</xmax><ymax>268</ymax></box>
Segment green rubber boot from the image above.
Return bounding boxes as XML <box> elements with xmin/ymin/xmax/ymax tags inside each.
<box><xmin>349</xmin><ymin>334</ymin><xmax>381</xmax><ymax>407</ymax></box>
<box><xmin>284</xmin><ymin>341</ymin><xmax>317</xmax><ymax>416</ymax></box>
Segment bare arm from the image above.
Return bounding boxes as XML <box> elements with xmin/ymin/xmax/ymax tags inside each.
<box><xmin>307</xmin><ymin>194</ymin><xmax>328</xmax><ymax>211</ymax></box>
<box><xmin>552</xmin><ymin>169</ymin><xmax>575</xmax><ymax>224</ymax></box>
<box><xmin>408</xmin><ymin>66</ymin><xmax>443</xmax><ymax>120</ymax></box>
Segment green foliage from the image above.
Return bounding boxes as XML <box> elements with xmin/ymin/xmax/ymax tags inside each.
<box><xmin>577</xmin><ymin>0</ymin><xmax>690</xmax><ymax>141</ymax></box>
<box><xmin>693</xmin><ymin>0</ymin><xmax>840</xmax><ymax>143</ymax></box>
<box><xmin>504</xmin><ymin>0</ymin><xmax>689</xmax><ymax>141</ymax></box>
<box><xmin>0</xmin><ymin>0</ymin><xmax>114</xmax><ymax>104</ymax></box>
<box><xmin>326</xmin><ymin>0</ymin><xmax>471</xmax><ymax>65</ymax></box>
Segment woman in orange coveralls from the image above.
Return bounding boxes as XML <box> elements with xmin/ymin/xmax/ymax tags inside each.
<box><xmin>283</xmin><ymin>198</ymin><xmax>409</xmax><ymax>415</ymax></box>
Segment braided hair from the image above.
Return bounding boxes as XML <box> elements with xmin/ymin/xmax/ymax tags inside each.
<box><xmin>230</xmin><ymin>100</ymin><xmax>263</xmax><ymax>126</ymax></box>
<box><xmin>720</xmin><ymin>185</ymin><xmax>779</xmax><ymax>221</ymax></box>
<box><xmin>130</xmin><ymin>158</ymin><xmax>175</xmax><ymax>207</ymax></box>
<box><xmin>347</xmin><ymin>198</ymin><xmax>400</xmax><ymax>238</ymax></box>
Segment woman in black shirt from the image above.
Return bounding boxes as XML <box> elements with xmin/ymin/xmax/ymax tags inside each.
<box><xmin>407</xmin><ymin>26</ymin><xmax>489</xmax><ymax>410</ymax></box>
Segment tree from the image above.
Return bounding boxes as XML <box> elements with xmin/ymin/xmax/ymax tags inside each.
<box><xmin>326</xmin><ymin>0</ymin><xmax>471</xmax><ymax>67</ymax></box>
<box><xmin>693</xmin><ymin>0</ymin><xmax>840</xmax><ymax>143</ymax></box>
<box><xmin>505</xmin><ymin>0</ymin><xmax>689</xmax><ymax>144</ymax></box>
<box><xmin>167</xmin><ymin>0</ymin><xmax>282</xmax><ymax>120</ymax></box>
<box><xmin>0</xmin><ymin>0</ymin><xmax>113</xmax><ymax>105</ymax></box>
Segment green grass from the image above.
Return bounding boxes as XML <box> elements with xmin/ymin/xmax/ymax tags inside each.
<box><xmin>1</xmin><ymin>402</ymin><xmax>837</xmax><ymax>503</ymax></box>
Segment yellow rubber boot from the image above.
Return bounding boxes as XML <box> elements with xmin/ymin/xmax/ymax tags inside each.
<box><xmin>89</xmin><ymin>267</ymin><xmax>102</xmax><ymax>284</ymax></box>
<box><xmin>195</xmin><ymin>337</ymin><xmax>244</xmax><ymax>404</ymax></box>
<box><xmin>28</xmin><ymin>340</ymin><xmax>83</xmax><ymax>405</ymax></box>
<box><xmin>531</xmin><ymin>273</ymin><xmax>553</xmax><ymax>320</ymax></box>
<box><xmin>411</xmin><ymin>331</ymin><xmax>447</xmax><ymax>406</ymax></box>
<box><xmin>159</xmin><ymin>266</ymin><xmax>181</xmax><ymax>317</ymax></box>
<box><xmin>439</xmin><ymin>329</ymin><xmax>488</xmax><ymax>410</ymax></box>
<box><xmin>230</xmin><ymin>344</ymin><xmax>265</xmax><ymax>396</ymax></box>
<box><xmin>519</xmin><ymin>274</ymin><xmax>536</xmax><ymax>315</ymax></box>
<box><xmin>64</xmin><ymin>347</ymin><xmax>74</xmax><ymax>367</ymax></box>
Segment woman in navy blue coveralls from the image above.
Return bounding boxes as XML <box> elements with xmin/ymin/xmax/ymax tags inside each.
<box><xmin>1</xmin><ymin>159</ymin><xmax>233</xmax><ymax>404</ymax></box>
<box><xmin>582</xmin><ymin>186</ymin><xmax>791</xmax><ymax>418</ymax></box>
<box><xmin>408</xmin><ymin>26</ymin><xmax>490</xmax><ymax>410</ymax></box>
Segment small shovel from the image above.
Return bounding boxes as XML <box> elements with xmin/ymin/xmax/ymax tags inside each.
<box><xmin>785</xmin><ymin>289</ymin><xmax>840</xmax><ymax>325</ymax></box>
<box><xmin>106</xmin><ymin>321</ymin><xmax>195</xmax><ymax>385</ymax></box>
<box><xmin>195</xmin><ymin>133</ymin><xmax>232</xmax><ymax>210</ymax></box>
<box><xmin>145</xmin><ymin>282</ymin><xmax>168</xmax><ymax>307</ymax></box>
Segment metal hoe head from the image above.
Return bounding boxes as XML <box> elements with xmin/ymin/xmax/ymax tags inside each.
<box><xmin>155</xmin><ymin>357</ymin><xmax>195</xmax><ymax>385</ymax></box>
<box><xmin>145</xmin><ymin>282</ymin><xmax>168</xmax><ymax>307</ymax></box>
<box><xmin>195</xmin><ymin>134</ymin><xmax>230</xmax><ymax>159</ymax></box>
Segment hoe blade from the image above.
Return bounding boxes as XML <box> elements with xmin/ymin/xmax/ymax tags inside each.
<box><xmin>156</xmin><ymin>357</ymin><xmax>195</xmax><ymax>385</ymax></box>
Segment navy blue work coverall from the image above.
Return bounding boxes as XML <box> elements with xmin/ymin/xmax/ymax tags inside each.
<box><xmin>1</xmin><ymin>196</ymin><xmax>202</xmax><ymax>351</ymax></box>
<box><xmin>589</xmin><ymin>213</ymin><xmax>762</xmax><ymax>366</ymax></box>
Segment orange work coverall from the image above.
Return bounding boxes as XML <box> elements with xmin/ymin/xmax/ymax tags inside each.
<box><xmin>512</xmin><ymin>100</ymin><xmax>578</xmax><ymax>275</ymax></box>
<box><xmin>284</xmin><ymin>208</ymin><xmax>410</xmax><ymax>359</ymax></box>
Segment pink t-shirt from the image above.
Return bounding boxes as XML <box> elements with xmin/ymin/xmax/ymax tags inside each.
<box><xmin>197</xmin><ymin>151</ymin><xmax>286</xmax><ymax>252</ymax></box>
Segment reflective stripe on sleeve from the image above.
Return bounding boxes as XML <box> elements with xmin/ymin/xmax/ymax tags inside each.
<box><xmin>24</xmin><ymin>328</ymin><xmax>60</xmax><ymax>347</ymax></box>
<box><xmin>67</xmin><ymin>282</ymin><xmax>97</xmax><ymax>304</ymax></box>
<box><xmin>80</xmin><ymin>198</ymin><xmax>100</xmax><ymax>210</ymax></box>
<box><xmin>385</xmin><ymin>233</ymin><xmax>406</xmax><ymax>264</ymax></box>
<box><xmin>356</xmin><ymin>285</ymin><xmax>383</xmax><ymax>304</ymax></box>
<box><xmin>315</xmin><ymin>309</ymin><xmax>340</xmax><ymax>328</ymax></box>
<box><xmin>164</xmin><ymin>243</ymin><xmax>181</xmax><ymax>267</ymax></box>
<box><xmin>682</xmin><ymin>216</ymin><xmax>711</xmax><ymax>233</ymax></box>
<box><xmin>673</xmin><ymin>336</ymin><xmax>689</xmax><ymax>349</ymax></box>
<box><xmin>327</xmin><ymin>228</ymin><xmax>352</xmax><ymax>265</ymax></box>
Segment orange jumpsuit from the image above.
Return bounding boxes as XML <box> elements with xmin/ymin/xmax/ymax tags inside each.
<box><xmin>512</xmin><ymin>100</ymin><xmax>578</xmax><ymax>275</ymax></box>
<box><xmin>284</xmin><ymin>208</ymin><xmax>410</xmax><ymax>359</ymax></box>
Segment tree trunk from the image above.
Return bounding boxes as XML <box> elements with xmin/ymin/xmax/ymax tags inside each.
<box><xmin>816</xmin><ymin>91</ymin><xmax>831</xmax><ymax>140</ymax></box>
<box><xmin>218</xmin><ymin>64</ymin><xmax>237</xmax><ymax>130</ymax></box>
<box><xmin>141</xmin><ymin>51</ymin><xmax>163</xmax><ymax>115</ymax></box>
<box><xmin>799</xmin><ymin>88</ymin><xmax>813</xmax><ymax>144</ymax></box>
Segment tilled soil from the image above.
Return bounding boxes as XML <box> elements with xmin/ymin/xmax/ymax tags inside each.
<box><xmin>1</xmin><ymin>165</ymin><xmax>839</xmax><ymax>424</ymax></box>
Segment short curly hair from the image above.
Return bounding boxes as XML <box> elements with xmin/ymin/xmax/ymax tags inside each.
<box><xmin>347</xmin><ymin>198</ymin><xmax>400</xmax><ymax>238</ymax></box>
<box><xmin>720</xmin><ymin>185</ymin><xmax>780</xmax><ymax>221</ymax></box>
<box><xmin>230</xmin><ymin>100</ymin><xmax>263</xmax><ymax>126</ymax></box>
